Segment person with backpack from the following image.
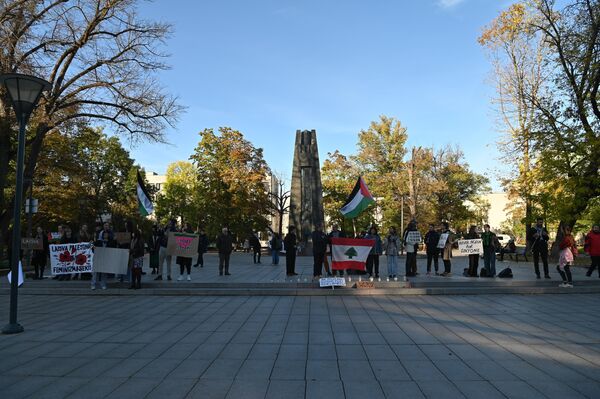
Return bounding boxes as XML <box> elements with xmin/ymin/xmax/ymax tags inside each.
<box><xmin>585</xmin><ymin>223</ymin><xmax>600</xmax><ymax>277</ymax></box>
<box><xmin>557</xmin><ymin>225</ymin><xmax>577</xmax><ymax>288</ymax></box>
<box><xmin>481</xmin><ymin>224</ymin><xmax>499</xmax><ymax>277</ymax></box>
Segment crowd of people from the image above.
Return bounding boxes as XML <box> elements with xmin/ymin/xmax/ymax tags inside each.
<box><xmin>16</xmin><ymin>217</ymin><xmax>600</xmax><ymax>289</ymax></box>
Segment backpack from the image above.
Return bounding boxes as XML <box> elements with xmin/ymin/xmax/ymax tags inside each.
<box><xmin>497</xmin><ymin>267</ymin><xmax>513</xmax><ymax>278</ymax></box>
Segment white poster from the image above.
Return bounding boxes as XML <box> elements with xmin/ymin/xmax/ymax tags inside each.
<box><xmin>405</xmin><ymin>231</ymin><xmax>422</xmax><ymax>244</ymax></box>
<box><xmin>437</xmin><ymin>233</ymin><xmax>449</xmax><ymax>249</ymax></box>
<box><xmin>50</xmin><ymin>242</ymin><xmax>94</xmax><ymax>275</ymax></box>
<box><xmin>93</xmin><ymin>247</ymin><xmax>130</xmax><ymax>274</ymax></box>
<box><xmin>457</xmin><ymin>239</ymin><xmax>484</xmax><ymax>255</ymax></box>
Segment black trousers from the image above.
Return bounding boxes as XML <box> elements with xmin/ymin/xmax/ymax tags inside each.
<box><xmin>286</xmin><ymin>252</ymin><xmax>296</xmax><ymax>275</ymax></box>
<box><xmin>366</xmin><ymin>254</ymin><xmax>380</xmax><ymax>276</ymax></box>
<box><xmin>586</xmin><ymin>256</ymin><xmax>600</xmax><ymax>276</ymax></box>
<box><xmin>131</xmin><ymin>268</ymin><xmax>142</xmax><ymax>288</ymax></box>
<box><xmin>194</xmin><ymin>252</ymin><xmax>204</xmax><ymax>267</ymax></box>
<box><xmin>313</xmin><ymin>252</ymin><xmax>325</xmax><ymax>276</ymax></box>
<box><xmin>532</xmin><ymin>246</ymin><xmax>549</xmax><ymax>276</ymax></box>
<box><xmin>180</xmin><ymin>263</ymin><xmax>191</xmax><ymax>275</ymax></box>
<box><xmin>253</xmin><ymin>249</ymin><xmax>261</xmax><ymax>263</ymax></box>
<box><xmin>443</xmin><ymin>259</ymin><xmax>452</xmax><ymax>274</ymax></box>
<box><xmin>219</xmin><ymin>253</ymin><xmax>231</xmax><ymax>273</ymax></box>
<box><xmin>557</xmin><ymin>264</ymin><xmax>572</xmax><ymax>283</ymax></box>
<box><xmin>405</xmin><ymin>252</ymin><xmax>417</xmax><ymax>276</ymax></box>
<box><xmin>426</xmin><ymin>251</ymin><xmax>439</xmax><ymax>272</ymax></box>
<box><xmin>468</xmin><ymin>254</ymin><xmax>479</xmax><ymax>276</ymax></box>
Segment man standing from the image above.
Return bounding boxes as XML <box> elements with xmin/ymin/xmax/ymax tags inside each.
<box><xmin>284</xmin><ymin>226</ymin><xmax>297</xmax><ymax>276</ymax></box>
<box><xmin>155</xmin><ymin>219</ymin><xmax>176</xmax><ymax>281</ymax></box>
<box><xmin>481</xmin><ymin>224</ymin><xmax>498</xmax><ymax>277</ymax></box>
<box><xmin>216</xmin><ymin>227</ymin><xmax>233</xmax><ymax>275</ymax></box>
<box><xmin>311</xmin><ymin>225</ymin><xmax>328</xmax><ymax>279</ymax></box>
<box><xmin>527</xmin><ymin>217</ymin><xmax>550</xmax><ymax>279</ymax></box>
<box><xmin>249</xmin><ymin>232</ymin><xmax>261</xmax><ymax>264</ymax></box>
<box><xmin>424</xmin><ymin>224</ymin><xmax>440</xmax><ymax>275</ymax></box>
<box><xmin>194</xmin><ymin>228</ymin><xmax>209</xmax><ymax>268</ymax></box>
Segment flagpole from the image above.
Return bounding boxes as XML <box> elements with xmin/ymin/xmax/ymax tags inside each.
<box><xmin>352</xmin><ymin>218</ymin><xmax>357</xmax><ymax>237</ymax></box>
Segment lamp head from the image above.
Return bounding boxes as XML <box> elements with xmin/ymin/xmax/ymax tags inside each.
<box><xmin>0</xmin><ymin>73</ymin><xmax>51</xmax><ymax>124</ymax></box>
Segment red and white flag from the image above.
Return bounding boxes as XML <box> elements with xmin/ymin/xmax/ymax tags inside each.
<box><xmin>331</xmin><ymin>237</ymin><xmax>374</xmax><ymax>271</ymax></box>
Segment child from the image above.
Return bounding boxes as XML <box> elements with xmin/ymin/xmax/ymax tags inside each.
<box><xmin>557</xmin><ymin>226</ymin><xmax>577</xmax><ymax>288</ymax></box>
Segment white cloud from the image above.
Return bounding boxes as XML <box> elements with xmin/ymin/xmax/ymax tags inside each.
<box><xmin>437</xmin><ymin>0</ymin><xmax>466</xmax><ymax>8</ymax></box>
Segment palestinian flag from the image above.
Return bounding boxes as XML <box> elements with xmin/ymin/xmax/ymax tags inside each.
<box><xmin>136</xmin><ymin>170</ymin><xmax>154</xmax><ymax>216</ymax></box>
<box><xmin>340</xmin><ymin>176</ymin><xmax>374</xmax><ymax>219</ymax></box>
<box><xmin>331</xmin><ymin>237</ymin><xmax>375</xmax><ymax>271</ymax></box>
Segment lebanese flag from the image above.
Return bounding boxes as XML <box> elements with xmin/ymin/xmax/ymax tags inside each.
<box><xmin>331</xmin><ymin>237</ymin><xmax>375</xmax><ymax>271</ymax></box>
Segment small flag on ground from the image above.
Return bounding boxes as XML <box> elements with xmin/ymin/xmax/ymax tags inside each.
<box><xmin>7</xmin><ymin>261</ymin><xmax>24</xmax><ymax>287</ymax></box>
<box><xmin>331</xmin><ymin>237</ymin><xmax>375</xmax><ymax>271</ymax></box>
<box><xmin>137</xmin><ymin>170</ymin><xmax>154</xmax><ymax>216</ymax></box>
<box><xmin>340</xmin><ymin>176</ymin><xmax>374</xmax><ymax>219</ymax></box>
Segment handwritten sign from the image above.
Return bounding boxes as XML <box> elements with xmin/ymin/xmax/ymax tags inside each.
<box><xmin>437</xmin><ymin>233</ymin><xmax>449</xmax><ymax>249</ymax></box>
<box><xmin>319</xmin><ymin>277</ymin><xmax>346</xmax><ymax>288</ymax></box>
<box><xmin>167</xmin><ymin>232</ymin><xmax>199</xmax><ymax>257</ymax></box>
<box><xmin>50</xmin><ymin>242</ymin><xmax>94</xmax><ymax>275</ymax></box>
<box><xmin>458</xmin><ymin>239</ymin><xmax>483</xmax><ymax>255</ymax></box>
<box><xmin>114</xmin><ymin>232</ymin><xmax>131</xmax><ymax>245</ymax></box>
<box><xmin>21</xmin><ymin>237</ymin><xmax>43</xmax><ymax>250</ymax></box>
<box><xmin>406</xmin><ymin>231</ymin><xmax>422</xmax><ymax>244</ymax></box>
<box><xmin>356</xmin><ymin>281</ymin><xmax>375</xmax><ymax>289</ymax></box>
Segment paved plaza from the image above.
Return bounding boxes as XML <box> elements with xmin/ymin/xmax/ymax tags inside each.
<box><xmin>1</xmin><ymin>292</ymin><xmax>600</xmax><ymax>398</ymax></box>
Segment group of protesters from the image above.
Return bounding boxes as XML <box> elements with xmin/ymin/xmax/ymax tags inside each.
<box><xmin>305</xmin><ymin>218</ymin><xmax>600</xmax><ymax>287</ymax></box>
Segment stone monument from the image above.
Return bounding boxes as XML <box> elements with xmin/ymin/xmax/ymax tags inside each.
<box><xmin>289</xmin><ymin>129</ymin><xmax>325</xmax><ymax>254</ymax></box>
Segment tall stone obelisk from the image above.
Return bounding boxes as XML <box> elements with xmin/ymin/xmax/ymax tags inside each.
<box><xmin>289</xmin><ymin>130</ymin><xmax>325</xmax><ymax>255</ymax></box>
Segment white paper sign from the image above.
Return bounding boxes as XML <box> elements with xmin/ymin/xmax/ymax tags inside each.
<box><xmin>319</xmin><ymin>277</ymin><xmax>347</xmax><ymax>288</ymax></box>
<box><xmin>93</xmin><ymin>247</ymin><xmax>130</xmax><ymax>274</ymax></box>
<box><xmin>437</xmin><ymin>233</ymin><xmax>449</xmax><ymax>249</ymax></box>
<box><xmin>406</xmin><ymin>231</ymin><xmax>422</xmax><ymax>244</ymax></box>
<box><xmin>458</xmin><ymin>239</ymin><xmax>483</xmax><ymax>255</ymax></box>
<box><xmin>50</xmin><ymin>242</ymin><xmax>94</xmax><ymax>275</ymax></box>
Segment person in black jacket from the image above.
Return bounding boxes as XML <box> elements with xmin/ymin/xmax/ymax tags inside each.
<box><xmin>149</xmin><ymin>224</ymin><xmax>161</xmax><ymax>274</ymax></box>
<box><xmin>312</xmin><ymin>225</ymin><xmax>328</xmax><ymax>278</ymax></box>
<box><xmin>32</xmin><ymin>226</ymin><xmax>49</xmax><ymax>280</ymax></box>
<box><xmin>130</xmin><ymin>229</ymin><xmax>145</xmax><ymax>289</ymax></box>
<box><xmin>284</xmin><ymin>226</ymin><xmax>297</xmax><ymax>276</ymax></box>
<box><xmin>424</xmin><ymin>224</ymin><xmax>440</xmax><ymax>275</ymax></box>
<box><xmin>216</xmin><ymin>227</ymin><xmax>233</xmax><ymax>275</ymax></box>
<box><xmin>194</xmin><ymin>228</ymin><xmax>209</xmax><ymax>268</ymax></box>
<box><xmin>249</xmin><ymin>232</ymin><xmax>261</xmax><ymax>264</ymax></box>
<box><xmin>527</xmin><ymin>217</ymin><xmax>550</xmax><ymax>279</ymax></box>
<box><xmin>176</xmin><ymin>223</ymin><xmax>194</xmax><ymax>281</ymax></box>
<box><xmin>465</xmin><ymin>225</ymin><xmax>480</xmax><ymax>277</ymax></box>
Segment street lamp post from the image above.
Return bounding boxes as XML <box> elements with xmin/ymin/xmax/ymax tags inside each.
<box><xmin>1</xmin><ymin>73</ymin><xmax>51</xmax><ymax>335</ymax></box>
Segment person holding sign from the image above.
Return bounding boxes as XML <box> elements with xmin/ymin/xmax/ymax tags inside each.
<box><xmin>130</xmin><ymin>229</ymin><xmax>145</xmax><ymax>289</ymax></box>
<box><xmin>176</xmin><ymin>223</ymin><xmax>194</xmax><ymax>281</ymax></box>
<box><xmin>365</xmin><ymin>226</ymin><xmax>383</xmax><ymax>279</ymax></box>
<box><xmin>92</xmin><ymin>231</ymin><xmax>117</xmax><ymax>290</ymax></box>
<box><xmin>32</xmin><ymin>227</ymin><xmax>49</xmax><ymax>280</ymax></box>
<box><xmin>465</xmin><ymin>225</ymin><xmax>480</xmax><ymax>277</ymax></box>
<box><xmin>155</xmin><ymin>219</ymin><xmax>176</xmax><ymax>281</ymax></box>
<box><xmin>403</xmin><ymin>221</ymin><xmax>420</xmax><ymax>277</ymax></box>
<box><xmin>440</xmin><ymin>222</ymin><xmax>455</xmax><ymax>276</ymax></box>
<box><xmin>424</xmin><ymin>224</ymin><xmax>440</xmax><ymax>275</ymax></box>
<box><xmin>383</xmin><ymin>226</ymin><xmax>400</xmax><ymax>280</ymax></box>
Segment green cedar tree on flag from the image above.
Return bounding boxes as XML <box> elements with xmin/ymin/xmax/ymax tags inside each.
<box><xmin>340</xmin><ymin>176</ymin><xmax>375</xmax><ymax>219</ymax></box>
<box><xmin>137</xmin><ymin>170</ymin><xmax>154</xmax><ymax>216</ymax></box>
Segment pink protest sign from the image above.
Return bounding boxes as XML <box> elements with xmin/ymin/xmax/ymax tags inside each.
<box><xmin>167</xmin><ymin>232</ymin><xmax>199</xmax><ymax>257</ymax></box>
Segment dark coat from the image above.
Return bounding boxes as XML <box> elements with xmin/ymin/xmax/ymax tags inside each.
<box><xmin>527</xmin><ymin>226</ymin><xmax>549</xmax><ymax>250</ymax></box>
<box><xmin>311</xmin><ymin>230</ymin><xmax>328</xmax><ymax>254</ymax></box>
<box><xmin>249</xmin><ymin>235</ymin><xmax>261</xmax><ymax>251</ymax></box>
<box><xmin>424</xmin><ymin>230</ymin><xmax>440</xmax><ymax>253</ymax></box>
<box><xmin>216</xmin><ymin>233</ymin><xmax>233</xmax><ymax>254</ymax></box>
<box><xmin>284</xmin><ymin>232</ymin><xmax>297</xmax><ymax>253</ymax></box>
<box><xmin>197</xmin><ymin>233</ymin><xmax>209</xmax><ymax>254</ymax></box>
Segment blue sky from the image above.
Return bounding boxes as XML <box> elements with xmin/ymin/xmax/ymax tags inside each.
<box><xmin>131</xmin><ymin>0</ymin><xmax>513</xmax><ymax>189</ymax></box>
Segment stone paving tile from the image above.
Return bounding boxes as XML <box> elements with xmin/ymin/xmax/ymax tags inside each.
<box><xmin>417</xmin><ymin>380</ymin><xmax>466</xmax><ymax>399</ymax></box>
<box><xmin>27</xmin><ymin>377</ymin><xmax>90</xmax><ymax>399</ymax></box>
<box><xmin>343</xmin><ymin>380</ymin><xmax>386</xmax><ymax>399</ymax></box>
<box><xmin>186</xmin><ymin>378</ymin><xmax>233</xmax><ymax>399</ymax></box>
<box><xmin>490</xmin><ymin>380</ymin><xmax>546</xmax><ymax>399</ymax></box>
<box><xmin>455</xmin><ymin>380</ymin><xmax>506</xmax><ymax>399</ymax></box>
<box><xmin>270</xmin><ymin>359</ymin><xmax>306</xmax><ymax>380</ymax></box>
<box><xmin>104</xmin><ymin>377</ymin><xmax>160</xmax><ymax>399</ymax></box>
<box><xmin>306</xmin><ymin>359</ymin><xmax>339</xmax><ymax>380</ymax></box>
<box><xmin>370</xmin><ymin>360</ymin><xmax>411</xmax><ymax>381</ymax></box>
<box><xmin>226</xmin><ymin>379</ymin><xmax>269</xmax><ymax>399</ymax></box>
<box><xmin>144</xmin><ymin>377</ymin><xmax>197</xmax><ymax>399</ymax></box>
<box><xmin>265</xmin><ymin>380</ymin><xmax>305</xmax><ymax>399</ymax></box>
<box><xmin>0</xmin><ymin>375</ymin><xmax>56</xmax><ymax>399</ymax></box>
<box><xmin>401</xmin><ymin>359</ymin><xmax>449</xmax><ymax>381</ymax></box>
<box><xmin>379</xmin><ymin>381</ymin><xmax>425</xmax><ymax>399</ymax></box>
<box><xmin>306</xmin><ymin>380</ymin><xmax>345</xmax><ymax>399</ymax></box>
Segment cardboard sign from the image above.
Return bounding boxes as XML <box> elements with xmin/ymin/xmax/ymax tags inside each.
<box><xmin>319</xmin><ymin>277</ymin><xmax>346</xmax><ymax>288</ymax></box>
<box><xmin>93</xmin><ymin>247</ymin><xmax>129</xmax><ymax>274</ymax></box>
<box><xmin>405</xmin><ymin>231</ymin><xmax>422</xmax><ymax>244</ymax></box>
<box><xmin>356</xmin><ymin>281</ymin><xmax>375</xmax><ymax>289</ymax></box>
<box><xmin>437</xmin><ymin>233</ymin><xmax>449</xmax><ymax>249</ymax></box>
<box><xmin>114</xmin><ymin>232</ymin><xmax>131</xmax><ymax>245</ymax></box>
<box><xmin>21</xmin><ymin>237</ymin><xmax>43</xmax><ymax>250</ymax></box>
<box><xmin>167</xmin><ymin>232</ymin><xmax>199</xmax><ymax>257</ymax></box>
<box><xmin>50</xmin><ymin>242</ymin><xmax>94</xmax><ymax>275</ymax></box>
<box><xmin>458</xmin><ymin>239</ymin><xmax>484</xmax><ymax>255</ymax></box>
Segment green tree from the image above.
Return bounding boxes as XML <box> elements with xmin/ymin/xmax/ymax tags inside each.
<box><xmin>190</xmin><ymin>127</ymin><xmax>271</xmax><ymax>239</ymax></box>
<box><xmin>155</xmin><ymin>161</ymin><xmax>199</xmax><ymax>225</ymax></box>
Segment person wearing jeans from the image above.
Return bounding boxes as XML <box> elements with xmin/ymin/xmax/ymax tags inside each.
<box><xmin>481</xmin><ymin>224</ymin><xmax>498</xmax><ymax>277</ymax></box>
<box><xmin>383</xmin><ymin>227</ymin><xmax>400</xmax><ymax>279</ymax></box>
<box><xmin>270</xmin><ymin>233</ymin><xmax>282</xmax><ymax>265</ymax></box>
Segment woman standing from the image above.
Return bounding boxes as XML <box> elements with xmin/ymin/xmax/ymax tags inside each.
<box><xmin>465</xmin><ymin>225</ymin><xmax>480</xmax><ymax>277</ymax></box>
<box><xmin>383</xmin><ymin>227</ymin><xmax>400</xmax><ymax>280</ymax></box>
<box><xmin>557</xmin><ymin>226</ymin><xmax>577</xmax><ymax>288</ymax></box>
<box><xmin>365</xmin><ymin>226</ymin><xmax>382</xmax><ymax>280</ymax></box>
<box><xmin>32</xmin><ymin>227</ymin><xmax>49</xmax><ymax>279</ymax></box>
<box><xmin>130</xmin><ymin>228</ymin><xmax>145</xmax><ymax>289</ymax></box>
<box><xmin>59</xmin><ymin>226</ymin><xmax>76</xmax><ymax>281</ymax></box>
<box><xmin>403</xmin><ymin>221</ymin><xmax>420</xmax><ymax>277</ymax></box>
<box><xmin>440</xmin><ymin>222</ymin><xmax>455</xmax><ymax>277</ymax></box>
<box><xmin>176</xmin><ymin>223</ymin><xmax>194</xmax><ymax>281</ymax></box>
<box><xmin>149</xmin><ymin>224</ymin><xmax>161</xmax><ymax>275</ymax></box>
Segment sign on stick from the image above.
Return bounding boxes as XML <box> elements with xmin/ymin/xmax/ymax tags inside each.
<box><xmin>319</xmin><ymin>277</ymin><xmax>346</xmax><ymax>288</ymax></box>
